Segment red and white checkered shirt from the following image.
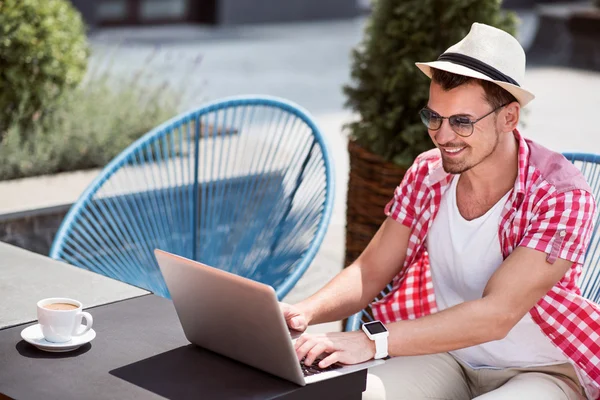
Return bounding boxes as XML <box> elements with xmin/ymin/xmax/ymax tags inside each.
<box><xmin>372</xmin><ymin>130</ymin><xmax>600</xmax><ymax>399</ymax></box>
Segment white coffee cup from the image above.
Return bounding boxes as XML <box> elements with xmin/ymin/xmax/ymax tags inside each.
<box><xmin>37</xmin><ymin>298</ymin><xmax>94</xmax><ymax>343</ymax></box>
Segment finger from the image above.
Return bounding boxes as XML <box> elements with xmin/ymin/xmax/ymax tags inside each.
<box><xmin>319</xmin><ymin>351</ymin><xmax>342</xmax><ymax>369</ymax></box>
<box><xmin>296</xmin><ymin>338</ymin><xmax>318</xmax><ymax>361</ymax></box>
<box><xmin>281</xmin><ymin>304</ymin><xmax>294</xmax><ymax>324</ymax></box>
<box><xmin>304</xmin><ymin>343</ymin><xmax>327</xmax><ymax>367</ymax></box>
<box><xmin>294</xmin><ymin>334</ymin><xmax>309</xmax><ymax>351</ymax></box>
<box><xmin>289</xmin><ymin>316</ymin><xmax>306</xmax><ymax>331</ymax></box>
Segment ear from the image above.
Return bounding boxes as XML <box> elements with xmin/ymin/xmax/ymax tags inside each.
<box><xmin>499</xmin><ymin>101</ymin><xmax>520</xmax><ymax>133</ymax></box>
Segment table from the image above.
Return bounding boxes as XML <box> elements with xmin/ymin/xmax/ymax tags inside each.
<box><xmin>0</xmin><ymin>242</ymin><xmax>148</xmax><ymax>329</ymax></box>
<box><xmin>0</xmin><ymin>295</ymin><xmax>367</xmax><ymax>399</ymax></box>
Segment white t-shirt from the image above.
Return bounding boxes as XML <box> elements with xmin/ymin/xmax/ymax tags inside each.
<box><xmin>427</xmin><ymin>175</ymin><xmax>568</xmax><ymax>368</ymax></box>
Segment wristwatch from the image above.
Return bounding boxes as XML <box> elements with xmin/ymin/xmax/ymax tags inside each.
<box><xmin>361</xmin><ymin>320</ymin><xmax>389</xmax><ymax>359</ymax></box>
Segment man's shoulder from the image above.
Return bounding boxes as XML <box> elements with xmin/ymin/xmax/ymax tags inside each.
<box><xmin>525</xmin><ymin>138</ymin><xmax>592</xmax><ymax>194</ymax></box>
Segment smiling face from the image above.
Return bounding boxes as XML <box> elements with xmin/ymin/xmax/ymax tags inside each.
<box><xmin>426</xmin><ymin>81</ymin><xmax>503</xmax><ymax>174</ymax></box>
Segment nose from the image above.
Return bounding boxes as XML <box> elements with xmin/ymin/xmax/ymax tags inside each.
<box><xmin>432</xmin><ymin>119</ymin><xmax>457</xmax><ymax>146</ymax></box>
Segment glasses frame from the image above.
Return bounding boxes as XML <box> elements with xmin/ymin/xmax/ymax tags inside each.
<box><xmin>419</xmin><ymin>103</ymin><xmax>509</xmax><ymax>138</ymax></box>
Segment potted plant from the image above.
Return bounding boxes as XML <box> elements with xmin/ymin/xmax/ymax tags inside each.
<box><xmin>342</xmin><ymin>0</ymin><xmax>517</xmax><ymax>267</ymax></box>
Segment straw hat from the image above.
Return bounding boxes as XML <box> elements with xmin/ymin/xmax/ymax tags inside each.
<box><xmin>416</xmin><ymin>23</ymin><xmax>535</xmax><ymax>107</ymax></box>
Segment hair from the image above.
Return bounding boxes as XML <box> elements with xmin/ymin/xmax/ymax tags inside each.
<box><xmin>430</xmin><ymin>68</ymin><xmax>518</xmax><ymax>110</ymax></box>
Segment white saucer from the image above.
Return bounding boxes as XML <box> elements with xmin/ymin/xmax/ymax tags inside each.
<box><xmin>21</xmin><ymin>324</ymin><xmax>96</xmax><ymax>353</ymax></box>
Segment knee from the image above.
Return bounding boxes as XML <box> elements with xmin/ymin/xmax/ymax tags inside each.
<box><xmin>362</xmin><ymin>354</ymin><xmax>469</xmax><ymax>400</ymax></box>
<box><xmin>363</xmin><ymin>373</ymin><xmax>426</xmax><ymax>400</ymax></box>
<box><xmin>363</xmin><ymin>373</ymin><xmax>386</xmax><ymax>400</ymax></box>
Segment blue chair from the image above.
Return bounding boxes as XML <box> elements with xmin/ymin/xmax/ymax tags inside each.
<box><xmin>563</xmin><ymin>153</ymin><xmax>600</xmax><ymax>303</ymax></box>
<box><xmin>345</xmin><ymin>152</ymin><xmax>600</xmax><ymax>331</ymax></box>
<box><xmin>50</xmin><ymin>96</ymin><xmax>335</xmax><ymax>299</ymax></box>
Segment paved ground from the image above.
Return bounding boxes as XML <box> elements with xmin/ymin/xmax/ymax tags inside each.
<box><xmin>85</xmin><ymin>12</ymin><xmax>600</xmax><ymax>333</ymax></box>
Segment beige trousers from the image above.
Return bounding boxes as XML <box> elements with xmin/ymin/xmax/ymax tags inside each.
<box><xmin>362</xmin><ymin>353</ymin><xmax>586</xmax><ymax>400</ymax></box>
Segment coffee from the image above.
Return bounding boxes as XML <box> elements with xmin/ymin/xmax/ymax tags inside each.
<box><xmin>43</xmin><ymin>303</ymin><xmax>78</xmax><ymax>311</ymax></box>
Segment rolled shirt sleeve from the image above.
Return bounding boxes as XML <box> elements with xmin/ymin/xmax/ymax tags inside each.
<box><xmin>519</xmin><ymin>189</ymin><xmax>597</xmax><ymax>265</ymax></box>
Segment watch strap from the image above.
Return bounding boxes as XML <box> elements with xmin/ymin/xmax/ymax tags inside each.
<box><xmin>373</xmin><ymin>334</ymin><xmax>388</xmax><ymax>359</ymax></box>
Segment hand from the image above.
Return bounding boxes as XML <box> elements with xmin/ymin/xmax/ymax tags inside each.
<box><xmin>294</xmin><ymin>331</ymin><xmax>376</xmax><ymax>369</ymax></box>
<box><xmin>279</xmin><ymin>302</ymin><xmax>309</xmax><ymax>332</ymax></box>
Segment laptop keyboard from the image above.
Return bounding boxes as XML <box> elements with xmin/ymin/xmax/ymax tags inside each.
<box><xmin>300</xmin><ymin>357</ymin><xmax>343</xmax><ymax>377</ymax></box>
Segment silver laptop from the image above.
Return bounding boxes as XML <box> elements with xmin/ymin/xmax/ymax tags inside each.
<box><xmin>154</xmin><ymin>249</ymin><xmax>384</xmax><ymax>385</ymax></box>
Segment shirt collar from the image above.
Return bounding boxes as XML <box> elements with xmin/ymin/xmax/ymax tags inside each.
<box><xmin>511</xmin><ymin>129</ymin><xmax>529</xmax><ymax>207</ymax></box>
<box><xmin>426</xmin><ymin>155</ymin><xmax>449</xmax><ymax>186</ymax></box>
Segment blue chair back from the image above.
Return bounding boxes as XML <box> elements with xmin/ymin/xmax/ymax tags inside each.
<box><xmin>345</xmin><ymin>152</ymin><xmax>600</xmax><ymax>331</ymax></box>
<box><xmin>563</xmin><ymin>153</ymin><xmax>600</xmax><ymax>303</ymax></box>
<box><xmin>50</xmin><ymin>96</ymin><xmax>334</xmax><ymax>299</ymax></box>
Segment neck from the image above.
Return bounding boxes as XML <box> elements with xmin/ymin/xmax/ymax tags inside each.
<box><xmin>460</xmin><ymin>131</ymin><xmax>519</xmax><ymax>196</ymax></box>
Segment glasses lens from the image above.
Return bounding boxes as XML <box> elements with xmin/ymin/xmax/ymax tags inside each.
<box><xmin>449</xmin><ymin>116</ymin><xmax>473</xmax><ymax>137</ymax></box>
<box><xmin>420</xmin><ymin>109</ymin><xmax>441</xmax><ymax>130</ymax></box>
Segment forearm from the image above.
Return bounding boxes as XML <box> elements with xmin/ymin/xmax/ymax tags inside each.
<box><xmin>295</xmin><ymin>218</ymin><xmax>410</xmax><ymax>326</ymax></box>
<box><xmin>387</xmin><ymin>298</ymin><xmax>512</xmax><ymax>356</ymax></box>
<box><xmin>296</xmin><ymin>263</ymin><xmax>377</xmax><ymax>325</ymax></box>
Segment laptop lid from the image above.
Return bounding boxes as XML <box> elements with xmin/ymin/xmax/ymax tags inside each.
<box><xmin>154</xmin><ymin>249</ymin><xmax>306</xmax><ymax>385</ymax></box>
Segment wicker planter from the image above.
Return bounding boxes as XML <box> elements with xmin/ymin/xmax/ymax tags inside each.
<box><xmin>344</xmin><ymin>140</ymin><xmax>407</xmax><ymax>267</ymax></box>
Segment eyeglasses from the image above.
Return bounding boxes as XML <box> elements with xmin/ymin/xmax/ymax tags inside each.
<box><xmin>419</xmin><ymin>103</ymin><xmax>508</xmax><ymax>138</ymax></box>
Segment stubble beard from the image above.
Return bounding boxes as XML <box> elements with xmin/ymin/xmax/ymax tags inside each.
<box><xmin>441</xmin><ymin>130</ymin><xmax>501</xmax><ymax>174</ymax></box>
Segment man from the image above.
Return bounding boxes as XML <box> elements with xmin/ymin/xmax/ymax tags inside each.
<box><xmin>280</xmin><ymin>23</ymin><xmax>600</xmax><ymax>400</ymax></box>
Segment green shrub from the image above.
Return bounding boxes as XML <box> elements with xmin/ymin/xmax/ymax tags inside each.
<box><xmin>0</xmin><ymin>67</ymin><xmax>181</xmax><ymax>181</ymax></box>
<box><xmin>343</xmin><ymin>0</ymin><xmax>518</xmax><ymax>168</ymax></box>
<box><xmin>0</xmin><ymin>0</ymin><xmax>89</xmax><ymax>132</ymax></box>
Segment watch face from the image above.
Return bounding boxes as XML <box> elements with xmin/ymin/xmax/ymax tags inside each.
<box><xmin>364</xmin><ymin>321</ymin><xmax>387</xmax><ymax>335</ymax></box>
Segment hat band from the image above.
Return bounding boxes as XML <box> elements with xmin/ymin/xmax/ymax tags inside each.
<box><xmin>437</xmin><ymin>52</ymin><xmax>520</xmax><ymax>87</ymax></box>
